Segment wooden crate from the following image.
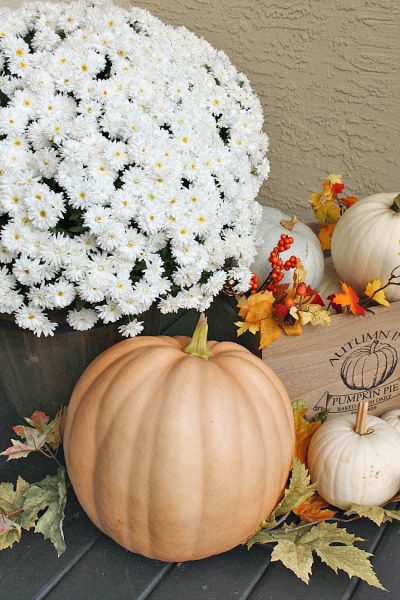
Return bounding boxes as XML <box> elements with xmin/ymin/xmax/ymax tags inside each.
<box><xmin>262</xmin><ymin>302</ymin><xmax>400</xmax><ymax>418</ymax></box>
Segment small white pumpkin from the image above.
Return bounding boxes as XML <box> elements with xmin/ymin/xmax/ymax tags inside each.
<box><xmin>308</xmin><ymin>402</ymin><xmax>400</xmax><ymax>509</ymax></box>
<box><xmin>331</xmin><ymin>193</ymin><xmax>400</xmax><ymax>301</ymax></box>
<box><xmin>381</xmin><ymin>409</ymin><xmax>400</xmax><ymax>434</ymax></box>
<box><xmin>318</xmin><ymin>257</ymin><xmax>342</xmax><ymax>301</ymax></box>
<box><xmin>252</xmin><ymin>206</ymin><xmax>324</xmax><ymax>289</ymax></box>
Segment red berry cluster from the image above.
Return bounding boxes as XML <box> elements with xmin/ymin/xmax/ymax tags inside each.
<box><xmin>266</xmin><ymin>233</ymin><xmax>299</xmax><ymax>293</ymax></box>
<box><xmin>249</xmin><ymin>273</ymin><xmax>259</xmax><ymax>295</ymax></box>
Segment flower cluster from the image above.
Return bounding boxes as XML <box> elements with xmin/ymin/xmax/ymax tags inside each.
<box><xmin>309</xmin><ymin>174</ymin><xmax>357</xmax><ymax>250</ymax></box>
<box><xmin>236</xmin><ymin>250</ymin><xmax>331</xmax><ymax>350</ymax></box>
<box><xmin>0</xmin><ymin>0</ymin><xmax>269</xmax><ymax>336</ymax></box>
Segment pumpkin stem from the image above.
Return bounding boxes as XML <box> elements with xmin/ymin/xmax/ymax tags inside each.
<box><xmin>183</xmin><ymin>313</ymin><xmax>214</xmax><ymax>360</ymax></box>
<box><xmin>354</xmin><ymin>401</ymin><xmax>370</xmax><ymax>435</ymax></box>
<box><xmin>390</xmin><ymin>194</ymin><xmax>400</xmax><ymax>213</ymax></box>
<box><xmin>279</xmin><ymin>215</ymin><xmax>298</xmax><ymax>231</ymax></box>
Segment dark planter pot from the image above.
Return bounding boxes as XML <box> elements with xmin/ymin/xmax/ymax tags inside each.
<box><xmin>0</xmin><ymin>294</ymin><xmax>259</xmax><ymax>449</ymax></box>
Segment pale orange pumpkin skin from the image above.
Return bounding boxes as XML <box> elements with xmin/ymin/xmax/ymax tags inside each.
<box><xmin>64</xmin><ymin>335</ymin><xmax>294</xmax><ymax>562</ymax></box>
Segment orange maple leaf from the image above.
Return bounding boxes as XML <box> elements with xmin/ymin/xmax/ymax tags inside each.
<box><xmin>332</xmin><ymin>282</ymin><xmax>366</xmax><ymax>316</ymax></box>
<box><xmin>293</xmin><ymin>404</ymin><xmax>321</xmax><ymax>465</ymax></box>
<box><xmin>318</xmin><ymin>222</ymin><xmax>336</xmax><ymax>251</ymax></box>
<box><xmin>294</xmin><ymin>493</ymin><xmax>337</xmax><ymax>523</ymax></box>
<box><xmin>342</xmin><ymin>196</ymin><xmax>358</xmax><ymax>208</ymax></box>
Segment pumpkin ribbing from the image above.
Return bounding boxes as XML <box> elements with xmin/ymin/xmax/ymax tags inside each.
<box><xmin>64</xmin><ymin>322</ymin><xmax>294</xmax><ymax>562</ymax></box>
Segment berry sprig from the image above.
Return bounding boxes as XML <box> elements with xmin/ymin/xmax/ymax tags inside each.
<box><xmin>248</xmin><ymin>233</ymin><xmax>300</xmax><ymax>296</ymax></box>
<box><xmin>249</xmin><ymin>273</ymin><xmax>259</xmax><ymax>295</ymax></box>
<box><xmin>264</xmin><ymin>233</ymin><xmax>299</xmax><ymax>293</ymax></box>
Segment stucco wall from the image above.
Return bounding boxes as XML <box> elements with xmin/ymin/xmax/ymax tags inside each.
<box><xmin>3</xmin><ymin>0</ymin><xmax>400</xmax><ymax>220</ymax></box>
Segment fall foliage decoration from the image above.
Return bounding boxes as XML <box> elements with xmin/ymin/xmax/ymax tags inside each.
<box><xmin>310</xmin><ymin>173</ymin><xmax>358</xmax><ymax>250</ymax></box>
<box><xmin>237</xmin><ymin>254</ymin><xmax>330</xmax><ymax>349</ymax></box>
<box><xmin>308</xmin><ymin>401</ymin><xmax>400</xmax><ymax>510</ymax></box>
<box><xmin>329</xmin><ymin>273</ymin><xmax>395</xmax><ymax>316</ymax></box>
<box><xmin>292</xmin><ymin>399</ymin><xmax>323</xmax><ymax>465</ymax></box>
<box><xmin>247</xmin><ymin>401</ymin><xmax>400</xmax><ymax>589</ymax></box>
<box><xmin>331</xmin><ymin>192</ymin><xmax>400</xmax><ymax>301</ymax></box>
<box><xmin>64</xmin><ymin>314</ymin><xmax>295</xmax><ymax>562</ymax></box>
<box><xmin>3</xmin><ymin>399</ymin><xmax>400</xmax><ymax>591</ymax></box>
<box><xmin>0</xmin><ymin>410</ymin><xmax>66</xmax><ymax>555</ymax></box>
<box><xmin>252</xmin><ymin>206</ymin><xmax>324</xmax><ymax>290</ymax></box>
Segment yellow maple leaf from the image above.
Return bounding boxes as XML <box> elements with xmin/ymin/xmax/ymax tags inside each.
<box><xmin>259</xmin><ymin>316</ymin><xmax>281</xmax><ymax>348</ymax></box>
<box><xmin>237</xmin><ymin>291</ymin><xmax>274</xmax><ymax>319</ymax></box>
<box><xmin>309</xmin><ymin>191</ymin><xmax>322</xmax><ymax>208</ymax></box>
<box><xmin>314</xmin><ymin>199</ymin><xmax>341</xmax><ymax>224</ymax></box>
<box><xmin>293</xmin><ymin>261</ymin><xmax>307</xmax><ymax>289</ymax></box>
<box><xmin>293</xmin><ymin>404</ymin><xmax>321</xmax><ymax>465</ymax></box>
<box><xmin>281</xmin><ymin>319</ymin><xmax>302</xmax><ymax>336</ymax></box>
<box><xmin>247</xmin><ymin>299</ymin><xmax>274</xmax><ymax>323</ymax></box>
<box><xmin>235</xmin><ymin>321</ymin><xmax>260</xmax><ymax>336</ymax></box>
<box><xmin>299</xmin><ymin>305</ymin><xmax>331</xmax><ymax>327</ymax></box>
<box><xmin>364</xmin><ymin>279</ymin><xmax>390</xmax><ymax>307</ymax></box>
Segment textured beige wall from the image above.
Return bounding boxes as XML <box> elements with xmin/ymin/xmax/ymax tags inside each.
<box><xmin>3</xmin><ymin>0</ymin><xmax>400</xmax><ymax>219</ymax></box>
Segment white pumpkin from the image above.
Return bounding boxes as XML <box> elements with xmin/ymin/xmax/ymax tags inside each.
<box><xmin>308</xmin><ymin>402</ymin><xmax>400</xmax><ymax>509</ymax></box>
<box><xmin>318</xmin><ymin>257</ymin><xmax>342</xmax><ymax>301</ymax></box>
<box><xmin>331</xmin><ymin>193</ymin><xmax>400</xmax><ymax>301</ymax></box>
<box><xmin>381</xmin><ymin>409</ymin><xmax>400</xmax><ymax>434</ymax></box>
<box><xmin>252</xmin><ymin>206</ymin><xmax>324</xmax><ymax>289</ymax></box>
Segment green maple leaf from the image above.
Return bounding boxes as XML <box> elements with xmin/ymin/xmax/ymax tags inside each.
<box><xmin>248</xmin><ymin>521</ymin><xmax>383</xmax><ymax>589</ymax></box>
<box><xmin>0</xmin><ymin>519</ymin><xmax>21</xmax><ymax>551</ymax></box>
<box><xmin>0</xmin><ymin>477</ymin><xmax>31</xmax><ymax>550</ymax></box>
<box><xmin>0</xmin><ymin>482</ymin><xmax>18</xmax><ymax>515</ymax></box>
<box><xmin>271</xmin><ymin>538</ymin><xmax>313</xmax><ymax>583</ymax></box>
<box><xmin>274</xmin><ymin>459</ymin><xmax>317</xmax><ymax>517</ymax></box>
<box><xmin>346</xmin><ymin>504</ymin><xmax>400</xmax><ymax>527</ymax></box>
<box><xmin>22</xmin><ymin>468</ymin><xmax>67</xmax><ymax>556</ymax></box>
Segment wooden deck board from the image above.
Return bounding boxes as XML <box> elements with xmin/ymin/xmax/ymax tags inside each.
<box><xmin>147</xmin><ymin>545</ymin><xmax>271</xmax><ymax>600</ymax></box>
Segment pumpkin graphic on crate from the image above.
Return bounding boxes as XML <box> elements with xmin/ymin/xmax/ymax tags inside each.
<box><xmin>340</xmin><ymin>340</ymin><xmax>398</xmax><ymax>391</ymax></box>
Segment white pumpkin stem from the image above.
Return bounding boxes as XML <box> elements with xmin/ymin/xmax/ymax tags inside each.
<box><xmin>183</xmin><ymin>313</ymin><xmax>214</xmax><ymax>360</ymax></box>
<box><xmin>391</xmin><ymin>194</ymin><xmax>400</xmax><ymax>213</ymax></box>
<box><xmin>279</xmin><ymin>215</ymin><xmax>298</xmax><ymax>231</ymax></box>
<box><xmin>354</xmin><ymin>401</ymin><xmax>370</xmax><ymax>436</ymax></box>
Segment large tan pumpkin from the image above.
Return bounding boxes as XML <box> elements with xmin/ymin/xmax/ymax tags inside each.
<box><xmin>64</xmin><ymin>315</ymin><xmax>295</xmax><ymax>562</ymax></box>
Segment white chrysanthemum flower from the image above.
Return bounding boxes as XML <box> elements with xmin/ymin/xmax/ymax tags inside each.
<box><xmin>118</xmin><ymin>318</ymin><xmax>144</xmax><ymax>338</ymax></box>
<box><xmin>0</xmin><ymin>0</ymin><xmax>268</xmax><ymax>336</ymax></box>
<box><xmin>15</xmin><ymin>304</ymin><xmax>46</xmax><ymax>332</ymax></box>
<box><xmin>13</xmin><ymin>257</ymin><xmax>43</xmax><ymax>286</ymax></box>
<box><xmin>66</xmin><ymin>308</ymin><xmax>98</xmax><ymax>331</ymax></box>
<box><xmin>46</xmin><ymin>280</ymin><xmax>76</xmax><ymax>308</ymax></box>
<box><xmin>96</xmin><ymin>301</ymin><xmax>122</xmax><ymax>324</ymax></box>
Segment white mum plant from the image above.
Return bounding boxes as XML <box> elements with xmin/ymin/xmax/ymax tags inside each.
<box><xmin>0</xmin><ymin>0</ymin><xmax>269</xmax><ymax>337</ymax></box>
